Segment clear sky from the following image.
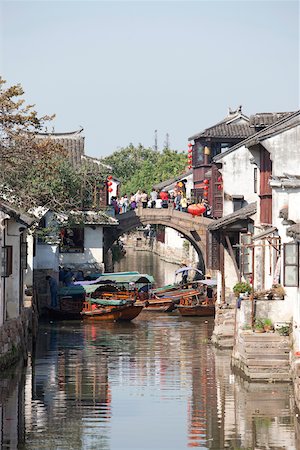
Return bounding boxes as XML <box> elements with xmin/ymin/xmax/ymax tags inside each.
<box><xmin>0</xmin><ymin>0</ymin><xmax>299</xmax><ymax>157</ymax></box>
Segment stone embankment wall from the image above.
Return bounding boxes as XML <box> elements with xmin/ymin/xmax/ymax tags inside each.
<box><xmin>211</xmin><ymin>303</ymin><xmax>236</xmax><ymax>349</ymax></box>
<box><xmin>292</xmin><ymin>360</ymin><xmax>300</xmax><ymax>412</ymax></box>
<box><xmin>232</xmin><ymin>331</ymin><xmax>291</xmax><ymax>381</ymax></box>
<box><xmin>0</xmin><ymin>307</ymin><xmax>33</xmax><ymax>370</ymax></box>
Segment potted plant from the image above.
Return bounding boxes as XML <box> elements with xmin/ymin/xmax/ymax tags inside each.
<box><xmin>271</xmin><ymin>284</ymin><xmax>285</xmax><ymax>300</ymax></box>
<box><xmin>233</xmin><ymin>281</ymin><xmax>251</xmax><ymax>298</ymax></box>
<box><xmin>254</xmin><ymin>318</ymin><xmax>265</xmax><ymax>333</ymax></box>
<box><xmin>263</xmin><ymin>318</ymin><xmax>273</xmax><ymax>332</ymax></box>
<box><xmin>277</xmin><ymin>324</ymin><xmax>291</xmax><ymax>336</ymax></box>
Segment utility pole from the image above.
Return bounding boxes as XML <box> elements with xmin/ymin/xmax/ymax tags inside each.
<box><xmin>154</xmin><ymin>130</ymin><xmax>158</xmax><ymax>151</ymax></box>
<box><xmin>164</xmin><ymin>133</ymin><xmax>170</xmax><ymax>150</ymax></box>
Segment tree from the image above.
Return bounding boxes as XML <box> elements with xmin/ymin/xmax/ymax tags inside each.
<box><xmin>102</xmin><ymin>145</ymin><xmax>187</xmax><ymax>195</ymax></box>
<box><xmin>0</xmin><ymin>77</ymin><xmax>107</xmax><ymax>211</ymax></box>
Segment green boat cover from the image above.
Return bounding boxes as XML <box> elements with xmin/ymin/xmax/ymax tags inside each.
<box><xmin>58</xmin><ymin>284</ymin><xmax>104</xmax><ymax>296</ymax></box>
<box><xmin>90</xmin><ymin>273</ymin><xmax>155</xmax><ymax>284</ymax></box>
<box><xmin>88</xmin><ymin>298</ymin><xmax>129</xmax><ymax>306</ymax></box>
<box><xmin>89</xmin><ymin>271</ymin><xmax>140</xmax><ymax>280</ymax></box>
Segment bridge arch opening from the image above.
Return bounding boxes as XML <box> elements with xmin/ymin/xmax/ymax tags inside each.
<box><xmin>104</xmin><ymin>208</ymin><xmax>210</xmax><ymax>277</ymax></box>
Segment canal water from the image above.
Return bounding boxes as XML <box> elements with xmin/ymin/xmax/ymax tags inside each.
<box><xmin>0</xmin><ymin>249</ymin><xmax>299</xmax><ymax>449</ymax></box>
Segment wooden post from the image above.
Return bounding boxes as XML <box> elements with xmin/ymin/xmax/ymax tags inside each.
<box><xmin>250</xmin><ymin>244</ymin><xmax>255</xmax><ymax>328</ymax></box>
<box><xmin>225</xmin><ymin>235</ymin><xmax>241</xmax><ymax>282</ymax></box>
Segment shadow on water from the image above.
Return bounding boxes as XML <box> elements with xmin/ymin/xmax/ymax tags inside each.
<box><xmin>1</xmin><ymin>249</ymin><xmax>299</xmax><ymax>449</ymax></box>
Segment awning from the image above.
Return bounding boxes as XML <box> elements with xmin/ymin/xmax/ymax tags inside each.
<box><xmin>208</xmin><ymin>202</ymin><xmax>257</xmax><ymax>231</ymax></box>
<box><xmin>252</xmin><ymin>226</ymin><xmax>277</xmax><ymax>241</ymax></box>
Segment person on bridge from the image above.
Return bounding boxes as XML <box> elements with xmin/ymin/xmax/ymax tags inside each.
<box><xmin>150</xmin><ymin>188</ymin><xmax>158</xmax><ymax>208</ymax></box>
<box><xmin>159</xmin><ymin>189</ymin><xmax>169</xmax><ymax>208</ymax></box>
<box><xmin>180</xmin><ymin>196</ymin><xmax>188</xmax><ymax>212</ymax></box>
<box><xmin>141</xmin><ymin>191</ymin><xmax>148</xmax><ymax>209</ymax></box>
<box><xmin>121</xmin><ymin>194</ymin><xmax>129</xmax><ymax>213</ymax></box>
<box><xmin>130</xmin><ymin>193</ymin><xmax>136</xmax><ymax>210</ymax></box>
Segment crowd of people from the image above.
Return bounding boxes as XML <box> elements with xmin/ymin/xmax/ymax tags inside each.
<box><xmin>110</xmin><ymin>188</ymin><xmax>212</xmax><ymax>217</ymax></box>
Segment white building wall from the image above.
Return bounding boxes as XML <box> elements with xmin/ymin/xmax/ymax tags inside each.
<box><xmin>60</xmin><ymin>227</ymin><xmax>103</xmax><ymax>268</ymax></box>
<box><xmin>0</xmin><ymin>211</ymin><xmax>6</xmax><ymax>325</ymax></box>
<box><xmin>262</xmin><ymin>123</ymin><xmax>300</xmax><ymax>348</ymax></box>
<box><xmin>25</xmin><ymin>234</ymin><xmax>34</xmax><ymax>288</ymax></box>
<box><xmin>34</xmin><ymin>226</ymin><xmax>104</xmax><ymax>273</ymax></box>
<box><xmin>263</xmin><ymin>125</ymin><xmax>300</xmax><ymax>179</ymax></box>
<box><xmin>218</xmin><ymin>145</ymin><xmax>260</xmax><ymax>289</ymax></box>
<box><xmin>165</xmin><ymin>227</ymin><xmax>184</xmax><ymax>249</ymax></box>
<box><xmin>5</xmin><ymin>220</ymin><xmax>21</xmax><ymax>319</ymax></box>
<box><xmin>220</xmin><ymin>145</ymin><xmax>260</xmax><ymax>218</ymax></box>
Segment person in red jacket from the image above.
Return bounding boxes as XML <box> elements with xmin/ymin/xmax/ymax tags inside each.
<box><xmin>159</xmin><ymin>189</ymin><xmax>169</xmax><ymax>208</ymax></box>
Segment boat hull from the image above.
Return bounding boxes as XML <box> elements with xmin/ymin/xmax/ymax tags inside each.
<box><xmin>81</xmin><ymin>308</ymin><xmax>122</xmax><ymax>321</ymax></box>
<box><xmin>177</xmin><ymin>305</ymin><xmax>215</xmax><ymax>317</ymax></box>
<box><xmin>117</xmin><ymin>305</ymin><xmax>144</xmax><ymax>321</ymax></box>
<box><xmin>143</xmin><ymin>301</ymin><xmax>175</xmax><ymax>312</ymax></box>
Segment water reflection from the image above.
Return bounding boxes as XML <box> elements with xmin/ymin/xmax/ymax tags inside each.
<box><xmin>0</xmin><ymin>250</ymin><xmax>298</xmax><ymax>449</ymax></box>
<box><xmin>115</xmin><ymin>247</ymin><xmax>180</xmax><ymax>287</ymax></box>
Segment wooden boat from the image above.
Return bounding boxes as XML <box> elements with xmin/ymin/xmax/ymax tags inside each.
<box><xmin>81</xmin><ymin>298</ymin><xmax>143</xmax><ymax>321</ymax></box>
<box><xmin>141</xmin><ymin>298</ymin><xmax>176</xmax><ymax>312</ymax></box>
<box><xmin>176</xmin><ymin>303</ymin><xmax>215</xmax><ymax>317</ymax></box>
<box><xmin>117</xmin><ymin>304</ymin><xmax>144</xmax><ymax>320</ymax></box>
<box><xmin>176</xmin><ymin>290</ymin><xmax>215</xmax><ymax>317</ymax></box>
<box><xmin>141</xmin><ymin>287</ymin><xmax>204</xmax><ymax>313</ymax></box>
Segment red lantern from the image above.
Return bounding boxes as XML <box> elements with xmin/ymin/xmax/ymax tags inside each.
<box><xmin>107</xmin><ymin>175</ymin><xmax>113</xmax><ymax>180</ymax></box>
<box><xmin>188</xmin><ymin>143</ymin><xmax>193</xmax><ymax>148</ymax></box>
<box><xmin>107</xmin><ymin>181</ymin><xmax>113</xmax><ymax>186</ymax></box>
<box><xmin>188</xmin><ymin>148</ymin><xmax>193</xmax><ymax>153</ymax></box>
<box><xmin>187</xmin><ymin>204</ymin><xmax>206</xmax><ymax>216</ymax></box>
<box><xmin>108</xmin><ymin>187</ymin><xmax>113</xmax><ymax>193</ymax></box>
<box><xmin>217</xmin><ymin>176</ymin><xmax>223</xmax><ymax>182</ymax></box>
<box><xmin>203</xmin><ymin>179</ymin><xmax>209</xmax><ymax>185</ymax></box>
<box><xmin>188</xmin><ymin>165</ymin><xmax>192</xmax><ymax>169</ymax></box>
<box><xmin>217</xmin><ymin>185</ymin><xmax>222</xmax><ymax>191</ymax></box>
<box><xmin>203</xmin><ymin>185</ymin><xmax>208</xmax><ymax>191</ymax></box>
<box><xmin>203</xmin><ymin>191</ymin><xmax>208</xmax><ymax>197</ymax></box>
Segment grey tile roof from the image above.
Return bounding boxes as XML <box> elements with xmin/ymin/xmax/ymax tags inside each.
<box><xmin>153</xmin><ymin>169</ymin><xmax>193</xmax><ymax>191</ymax></box>
<box><xmin>208</xmin><ymin>202</ymin><xmax>257</xmax><ymax>231</ymax></box>
<box><xmin>36</xmin><ymin>128</ymin><xmax>85</xmax><ymax>167</ymax></box>
<box><xmin>188</xmin><ymin>111</ymin><xmax>254</xmax><ymax>141</ymax></box>
<box><xmin>63</xmin><ymin>210</ymin><xmax>118</xmax><ymax>226</ymax></box>
<box><xmin>287</xmin><ymin>223</ymin><xmax>300</xmax><ymax>240</ymax></box>
<box><xmin>249</xmin><ymin>112</ymin><xmax>292</xmax><ymax>128</ymax></box>
<box><xmin>0</xmin><ymin>200</ymin><xmax>36</xmax><ymax>226</ymax></box>
<box><xmin>214</xmin><ymin>111</ymin><xmax>300</xmax><ymax>162</ymax></box>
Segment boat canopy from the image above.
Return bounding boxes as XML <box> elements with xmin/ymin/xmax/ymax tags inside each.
<box><xmin>74</xmin><ymin>273</ymin><xmax>154</xmax><ymax>286</ymax></box>
<box><xmin>175</xmin><ymin>267</ymin><xmax>203</xmax><ymax>276</ymax></box>
<box><xmin>89</xmin><ymin>271</ymin><xmax>140</xmax><ymax>280</ymax></box>
<box><xmin>89</xmin><ymin>298</ymin><xmax>129</xmax><ymax>307</ymax></box>
<box><xmin>58</xmin><ymin>284</ymin><xmax>107</xmax><ymax>297</ymax></box>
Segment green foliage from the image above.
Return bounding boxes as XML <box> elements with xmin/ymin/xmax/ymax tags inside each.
<box><xmin>233</xmin><ymin>281</ymin><xmax>251</xmax><ymax>297</ymax></box>
<box><xmin>263</xmin><ymin>318</ymin><xmax>273</xmax><ymax>327</ymax></box>
<box><xmin>277</xmin><ymin>324</ymin><xmax>291</xmax><ymax>336</ymax></box>
<box><xmin>102</xmin><ymin>144</ymin><xmax>187</xmax><ymax>195</ymax></box>
<box><xmin>254</xmin><ymin>318</ymin><xmax>265</xmax><ymax>330</ymax></box>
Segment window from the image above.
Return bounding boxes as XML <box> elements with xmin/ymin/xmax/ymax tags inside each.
<box><xmin>1</xmin><ymin>246</ymin><xmax>13</xmax><ymax>277</ymax></box>
<box><xmin>20</xmin><ymin>242</ymin><xmax>28</xmax><ymax>270</ymax></box>
<box><xmin>59</xmin><ymin>227</ymin><xmax>84</xmax><ymax>253</ymax></box>
<box><xmin>283</xmin><ymin>243</ymin><xmax>299</xmax><ymax>287</ymax></box>
<box><xmin>254</xmin><ymin>167</ymin><xmax>258</xmax><ymax>193</ymax></box>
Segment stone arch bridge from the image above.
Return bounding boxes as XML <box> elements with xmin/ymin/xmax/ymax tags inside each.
<box><xmin>104</xmin><ymin>207</ymin><xmax>213</xmax><ymax>273</ymax></box>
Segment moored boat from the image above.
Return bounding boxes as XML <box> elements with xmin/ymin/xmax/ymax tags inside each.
<box><xmin>176</xmin><ymin>303</ymin><xmax>215</xmax><ymax>317</ymax></box>
<box><xmin>176</xmin><ymin>279</ymin><xmax>217</xmax><ymax>317</ymax></box>
<box><xmin>81</xmin><ymin>298</ymin><xmax>143</xmax><ymax>321</ymax></box>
